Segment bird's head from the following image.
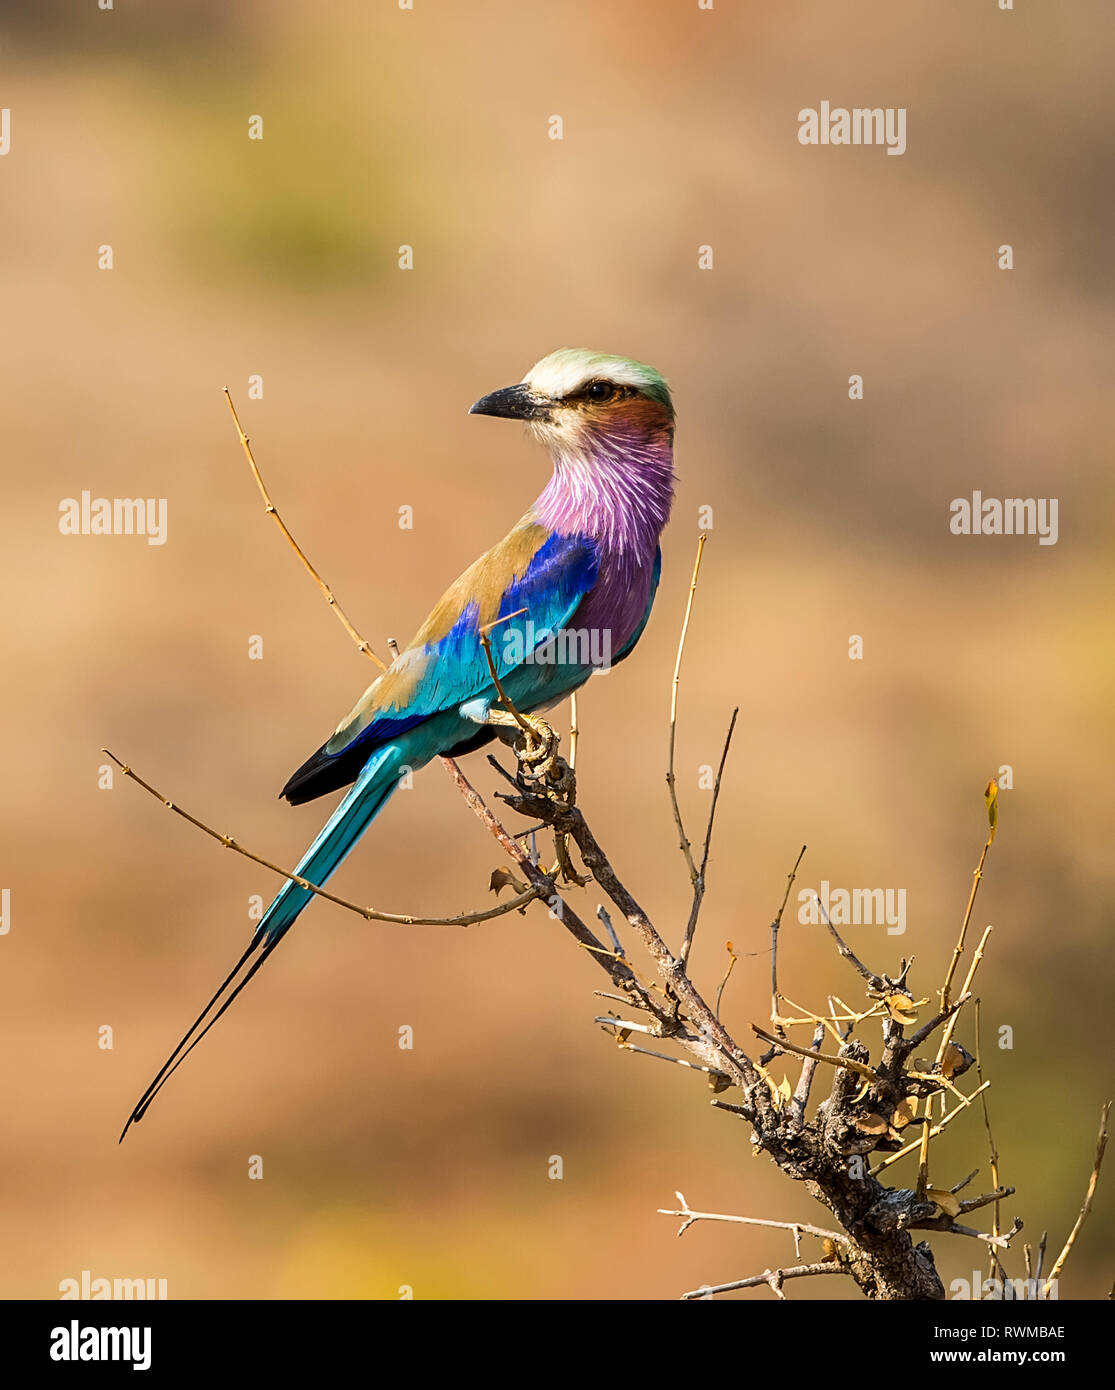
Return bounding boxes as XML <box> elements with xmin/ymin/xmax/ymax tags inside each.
<box><xmin>469</xmin><ymin>348</ymin><xmax>674</xmax><ymax>453</ymax></box>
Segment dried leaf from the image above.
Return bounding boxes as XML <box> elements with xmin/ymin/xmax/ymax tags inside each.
<box><xmin>893</xmin><ymin>1099</ymin><xmax>915</xmax><ymax>1130</ymax></box>
<box><xmin>927</xmin><ymin>1187</ymin><xmax>962</xmax><ymax>1218</ymax></box>
<box><xmin>708</xmin><ymin>1072</ymin><xmax>733</xmax><ymax>1094</ymax></box>
<box><xmin>855</xmin><ymin>1112</ymin><xmax>889</xmax><ymax>1135</ymax></box>
<box><xmin>885</xmin><ymin>993</ymin><xmax>920</xmax><ymax>1026</ymax></box>
<box><xmin>821</xmin><ymin>1238</ymin><xmax>839</xmax><ymax>1263</ymax></box>
<box><xmin>984</xmin><ymin>779</ymin><xmax>998</xmax><ymax>843</ymax></box>
<box><xmin>941</xmin><ymin>1042</ymin><xmax>967</xmax><ymax>1080</ymax></box>
<box><xmin>489</xmin><ymin>867</ymin><xmax>517</xmax><ymax>896</ymax></box>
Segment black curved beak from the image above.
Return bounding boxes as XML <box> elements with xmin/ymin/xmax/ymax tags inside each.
<box><xmin>468</xmin><ymin>383</ymin><xmax>552</xmax><ymax>421</ymax></box>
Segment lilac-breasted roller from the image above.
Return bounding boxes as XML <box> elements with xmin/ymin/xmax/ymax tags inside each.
<box><xmin>121</xmin><ymin>348</ymin><xmax>676</xmax><ymax>1139</ymax></box>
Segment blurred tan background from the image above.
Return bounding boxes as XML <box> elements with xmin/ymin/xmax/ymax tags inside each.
<box><xmin>2</xmin><ymin>0</ymin><xmax>1112</xmax><ymax>1299</ymax></box>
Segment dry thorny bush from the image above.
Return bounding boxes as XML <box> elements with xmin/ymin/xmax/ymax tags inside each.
<box><xmin>110</xmin><ymin>396</ymin><xmax>1110</xmax><ymax>1301</ymax></box>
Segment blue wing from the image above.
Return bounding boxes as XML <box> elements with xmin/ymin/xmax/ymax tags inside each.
<box><xmin>281</xmin><ymin>523</ymin><xmax>599</xmax><ymax>803</ymax></box>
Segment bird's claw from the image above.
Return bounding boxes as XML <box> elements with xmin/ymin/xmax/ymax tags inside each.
<box><xmin>510</xmin><ymin>713</ymin><xmax>560</xmax><ymax>783</ymax></box>
<box><xmin>486</xmin><ymin>708</ymin><xmax>571</xmax><ymax>790</ymax></box>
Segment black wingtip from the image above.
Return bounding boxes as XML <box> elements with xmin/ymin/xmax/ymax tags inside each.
<box><xmin>280</xmin><ymin>740</ymin><xmax>365</xmax><ymax>807</ymax></box>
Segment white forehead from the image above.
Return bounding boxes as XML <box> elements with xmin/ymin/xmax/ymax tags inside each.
<box><xmin>523</xmin><ymin>348</ymin><xmax>650</xmax><ymax>401</ymax></box>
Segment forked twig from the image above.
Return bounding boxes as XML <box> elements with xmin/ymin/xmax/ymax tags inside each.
<box><xmin>681</xmin><ymin>1263</ymin><xmax>844</xmax><ymax>1301</ymax></box>
<box><xmin>659</xmin><ymin>1191</ymin><xmax>848</xmax><ymax>1247</ymax></box>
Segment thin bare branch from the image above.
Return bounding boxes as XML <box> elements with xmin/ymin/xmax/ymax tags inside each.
<box><xmin>103</xmin><ymin>748</ymin><xmax>541</xmax><ymax>927</ymax></box>
<box><xmin>1043</xmin><ymin>1101</ymin><xmax>1111</xmax><ymax>1294</ymax></box>
<box><xmin>609</xmin><ymin>1036</ymin><xmax>731</xmax><ymax>1085</ymax></box>
<box><xmin>956</xmin><ymin>1187</ymin><xmax>1014</xmax><ymax>1215</ymax></box>
<box><xmin>596</xmin><ymin>904</ymin><xmax>625</xmax><ymax>958</ymax></box>
<box><xmin>710</xmin><ymin>1098</ymin><xmax>750</xmax><ymax>1118</ymax></box>
<box><xmin>659</xmin><ymin>1191</ymin><xmax>848</xmax><ymax>1247</ymax></box>
<box><xmin>665</xmin><ymin>533</ymin><xmax>707</xmax><ymax>886</ymax></box>
<box><xmin>811</xmin><ymin>892</ymin><xmax>887</xmax><ymax>992</ymax></box>
<box><xmin>594</xmin><ymin>1015</ymin><xmax>657</xmax><ymax>1036</ymax></box>
<box><xmin>788</xmin><ymin>1022</ymin><xmax>827</xmax><ymax>1131</ymax></box>
<box><xmin>714</xmin><ymin>942</ymin><xmax>738</xmax><ymax>1020</ymax></box>
<box><xmin>916</xmin><ymin>1094</ymin><xmax>935</xmax><ymax>1202</ymax></box>
<box><xmin>932</xmin><ymin>1218</ymin><xmax>1022</xmax><ymax>1251</ymax></box>
<box><xmin>934</xmin><ymin>926</ymin><xmax>992</xmax><ymax>1063</ymax></box>
<box><xmin>679</xmin><ymin>706</ymin><xmax>738</xmax><ymax>964</ymax></box>
<box><xmin>770</xmin><ymin>844</ymin><xmax>808</xmax><ymax>1036</ymax></box>
<box><xmin>681</xmin><ymin>1262</ymin><xmax>845</xmax><ymax>1301</ymax></box>
<box><xmin>223</xmin><ymin>388</ymin><xmax>387</xmax><ymax>670</ymax></box>
<box><xmin>974</xmin><ymin>998</ymin><xmax>1002</xmax><ymax>1265</ymax></box>
<box><xmin>939</xmin><ymin>786</ymin><xmax>996</xmax><ymax>1013</ymax></box>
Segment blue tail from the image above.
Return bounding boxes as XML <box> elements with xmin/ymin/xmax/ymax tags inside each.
<box><xmin>257</xmin><ymin>744</ymin><xmax>404</xmax><ymax>947</ymax></box>
<box><xmin>120</xmin><ymin>743</ymin><xmax>408</xmax><ymax>1140</ymax></box>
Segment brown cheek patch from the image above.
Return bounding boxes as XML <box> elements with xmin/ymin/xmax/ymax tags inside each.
<box><xmin>580</xmin><ymin>396</ymin><xmax>673</xmax><ymax>434</ymax></box>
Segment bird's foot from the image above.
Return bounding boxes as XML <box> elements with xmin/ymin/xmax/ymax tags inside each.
<box><xmin>487</xmin><ymin>709</ymin><xmax>561</xmax><ymax>783</ymax></box>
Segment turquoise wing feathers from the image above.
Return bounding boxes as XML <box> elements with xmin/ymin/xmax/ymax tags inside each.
<box><xmin>281</xmin><ymin>522</ymin><xmax>601</xmax><ymax>804</ymax></box>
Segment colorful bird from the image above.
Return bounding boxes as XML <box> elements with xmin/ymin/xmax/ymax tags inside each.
<box><xmin>121</xmin><ymin>348</ymin><xmax>676</xmax><ymax>1139</ymax></box>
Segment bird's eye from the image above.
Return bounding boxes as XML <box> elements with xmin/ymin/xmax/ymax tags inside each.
<box><xmin>585</xmin><ymin>380</ymin><xmax>616</xmax><ymax>403</ymax></box>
